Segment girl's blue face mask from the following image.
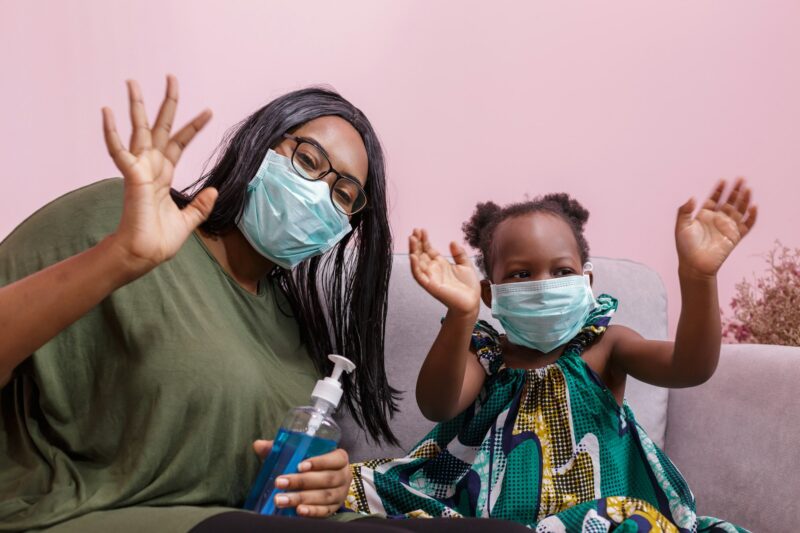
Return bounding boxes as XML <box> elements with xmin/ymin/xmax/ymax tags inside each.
<box><xmin>237</xmin><ymin>149</ymin><xmax>352</xmax><ymax>269</ymax></box>
<box><xmin>490</xmin><ymin>263</ymin><xmax>596</xmax><ymax>353</ymax></box>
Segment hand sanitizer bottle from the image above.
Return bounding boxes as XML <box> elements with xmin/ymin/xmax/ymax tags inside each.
<box><xmin>243</xmin><ymin>354</ymin><xmax>356</xmax><ymax>516</ymax></box>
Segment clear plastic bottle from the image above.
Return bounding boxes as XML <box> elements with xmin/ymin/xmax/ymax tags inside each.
<box><xmin>243</xmin><ymin>354</ymin><xmax>355</xmax><ymax>516</ymax></box>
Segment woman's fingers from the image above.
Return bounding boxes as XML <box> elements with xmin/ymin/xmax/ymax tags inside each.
<box><xmin>164</xmin><ymin>109</ymin><xmax>212</xmax><ymax>165</ymax></box>
<box><xmin>102</xmin><ymin>108</ymin><xmax>136</xmax><ymax>170</ymax></box>
<box><xmin>275</xmin><ymin>469</ymin><xmax>348</xmax><ymax>492</ymax></box>
<box><xmin>127</xmin><ymin>80</ymin><xmax>153</xmax><ymax>154</ymax></box>
<box><xmin>274</xmin><ymin>488</ymin><xmax>344</xmax><ymax>516</ymax></box>
<box><xmin>252</xmin><ymin>439</ymin><xmax>274</xmax><ymax>460</ymax></box>
<box><xmin>152</xmin><ymin>74</ymin><xmax>179</xmax><ymax>150</ymax></box>
<box><xmin>298</xmin><ymin>448</ymin><xmax>348</xmax><ymax>473</ymax></box>
<box><xmin>296</xmin><ymin>503</ymin><xmax>341</xmax><ymax>518</ymax></box>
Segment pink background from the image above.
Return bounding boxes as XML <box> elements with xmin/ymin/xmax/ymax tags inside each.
<box><xmin>1</xmin><ymin>1</ymin><xmax>799</xmax><ymax>333</ymax></box>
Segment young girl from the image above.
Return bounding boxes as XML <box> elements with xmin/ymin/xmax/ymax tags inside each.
<box><xmin>345</xmin><ymin>181</ymin><xmax>756</xmax><ymax>532</ymax></box>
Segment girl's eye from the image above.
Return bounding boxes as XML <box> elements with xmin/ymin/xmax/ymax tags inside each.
<box><xmin>555</xmin><ymin>268</ymin><xmax>575</xmax><ymax>277</ymax></box>
<box><xmin>510</xmin><ymin>271</ymin><xmax>530</xmax><ymax>279</ymax></box>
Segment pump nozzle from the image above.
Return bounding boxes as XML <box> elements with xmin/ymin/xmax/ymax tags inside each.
<box><xmin>310</xmin><ymin>354</ymin><xmax>356</xmax><ymax>409</ymax></box>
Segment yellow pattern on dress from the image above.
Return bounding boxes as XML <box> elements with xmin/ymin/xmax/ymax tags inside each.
<box><xmin>512</xmin><ymin>365</ymin><xmax>597</xmax><ymax>519</ymax></box>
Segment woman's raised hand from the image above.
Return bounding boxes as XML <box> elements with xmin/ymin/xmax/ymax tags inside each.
<box><xmin>675</xmin><ymin>178</ymin><xmax>757</xmax><ymax>278</ymax></box>
<box><xmin>409</xmin><ymin>228</ymin><xmax>481</xmax><ymax>316</ymax></box>
<box><xmin>103</xmin><ymin>75</ymin><xmax>218</xmax><ymax>276</ymax></box>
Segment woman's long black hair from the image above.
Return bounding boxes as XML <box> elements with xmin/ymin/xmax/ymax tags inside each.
<box><xmin>172</xmin><ymin>87</ymin><xmax>399</xmax><ymax>445</ymax></box>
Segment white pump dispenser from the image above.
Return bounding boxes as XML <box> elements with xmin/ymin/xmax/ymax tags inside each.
<box><xmin>311</xmin><ymin>354</ymin><xmax>356</xmax><ymax>409</ymax></box>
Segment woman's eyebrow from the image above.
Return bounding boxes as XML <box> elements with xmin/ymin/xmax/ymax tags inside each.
<box><xmin>295</xmin><ymin>135</ymin><xmax>330</xmax><ymax>159</ymax></box>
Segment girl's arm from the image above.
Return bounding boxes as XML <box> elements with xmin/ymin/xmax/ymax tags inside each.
<box><xmin>0</xmin><ymin>76</ymin><xmax>216</xmax><ymax>387</ymax></box>
<box><xmin>410</xmin><ymin>229</ymin><xmax>487</xmax><ymax>422</ymax></box>
<box><xmin>609</xmin><ymin>179</ymin><xmax>757</xmax><ymax>388</ymax></box>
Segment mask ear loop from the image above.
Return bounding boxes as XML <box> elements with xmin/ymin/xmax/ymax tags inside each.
<box><xmin>582</xmin><ymin>262</ymin><xmax>594</xmax><ymax>274</ymax></box>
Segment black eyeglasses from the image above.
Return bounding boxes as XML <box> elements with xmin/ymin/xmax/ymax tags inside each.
<box><xmin>282</xmin><ymin>133</ymin><xmax>368</xmax><ymax>215</ymax></box>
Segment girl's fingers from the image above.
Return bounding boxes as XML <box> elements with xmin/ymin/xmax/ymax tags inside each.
<box><xmin>675</xmin><ymin>197</ymin><xmax>695</xmax><ymax>231</ymax></box>
<box><xmin>127</xmin><ymin>80</ymin><xmax>153</xmax><ymax>154</ymax></box>
<box><xmin>152</xmin><ymin>74</ymin><xmax>179</xmax><ymax>150</ymax></box>
<box><xmin>420</xmin><ymin>229</ymin><xmax>441</xmax><ymax>260</ymax></box>
<box><xmin>409</xmin><ymin>233</ymin><xmax>421</xmax><ymax>255</ymax></box>
<box><xmin>409</xmin><ymin>254</ymin><xmax>432</xmax><ymax>286</ymax></box>
<box><xmin>720</xmin><ymin>202</ymin><xmax>741</xmax><ymax>222</ymax></box>
<box><xmin>102</xmin><ymin>108</ymin><xmax>136</xmax><ymax>170</ymax></box>
<box><xmin>450</xmin><ymin>241</ymin><xmax>470</xmax><ymax>266</ymax></box>
<box><xmin>724</xmin><ymin>178</ymin><xmax>744</xmax><ymax>210</ymax></box>
<box><xmin>742</xmin><ymin>205</ymin><xmax>758</xmax><ymax>233</ymax></box>
<box><xmin>164</xmin><ymin>109</ymin><xmax>212</xmax><ymax>165</ymax></box>
<box><xmin>735</xmin><ymin>187</ymin><xmax>751</xmax><ymax>215</ymax></box>
<box><xmin>701</xmin><ymin>180</ymin><xmax>726</xmax><ymax>211</ymax></box>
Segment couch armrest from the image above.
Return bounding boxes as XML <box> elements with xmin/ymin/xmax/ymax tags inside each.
<box><xmin>664</xmin><ymin>343</ymin><xmax>800</xmax><ymax>532</ymax></box>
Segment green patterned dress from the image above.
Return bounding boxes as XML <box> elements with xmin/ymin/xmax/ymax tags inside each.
<box><xmin>345</xmin><ymin>295</ymin><xmax>747</xmax><ymax>532</ymax></box>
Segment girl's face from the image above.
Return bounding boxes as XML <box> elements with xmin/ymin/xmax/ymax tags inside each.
<box><xmin>489</xmin><ymin>212</ymin><xmax>585</xmax><ymax>285</ymax></box>
<box><xmin>481</xmin><ymin>212</ymin><xmax>588</xmax><ymax>309</ymax></box>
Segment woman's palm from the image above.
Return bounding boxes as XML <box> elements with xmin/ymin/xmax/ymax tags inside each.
<box><xmin>103</xmin><ymin>76</ymin><xmax>217</xmax><ymax>272</ymax></box>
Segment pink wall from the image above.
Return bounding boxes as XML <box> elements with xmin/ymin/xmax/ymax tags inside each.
<box><xmin>2</xmin><ymin>1</ymin><xmax>799</xmax><ymax>334</ymax></box>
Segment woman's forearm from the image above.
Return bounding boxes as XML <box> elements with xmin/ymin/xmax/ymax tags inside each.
<box><xmin>0</xmin><ymin>235</ymin><xmax>140</xmax><ymax>386</ymax></box>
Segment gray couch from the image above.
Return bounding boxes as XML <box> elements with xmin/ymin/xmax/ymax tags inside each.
<box><xmin>338</xmin><ymin>255</ymin><xmax>800</xmax><ymax>532</ymax></box>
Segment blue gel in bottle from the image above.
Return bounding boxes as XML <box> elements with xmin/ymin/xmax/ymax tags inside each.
<box><xmin>244</xmin><ymin>355</ymin><xmax>354</xmax><ymax>516</ymax></box>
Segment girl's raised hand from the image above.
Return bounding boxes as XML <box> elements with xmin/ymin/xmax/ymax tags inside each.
<box><xmin>103</xmin><ymin>75</ymin><xmax>218</xmax><ymax>277</ymax></box>
<box><xmin>409</xmin><ymin>229</ymin><xmax>481</xmax><ymax>316</ymax></box>
<box><xmin>675</xmin><ymin>179</ymin><xmax>757</xmax><ymax>278</ymax></box>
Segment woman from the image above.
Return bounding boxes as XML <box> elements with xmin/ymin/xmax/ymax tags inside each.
<box><xmin>0</xmin><ymin>76</ymin><xmax>399</xmax><ymax>530</ymax></box>
<box><xmin>0</xmin><ymin>77</ymin><xmax>536</xmax><ymax>533</ymax></box>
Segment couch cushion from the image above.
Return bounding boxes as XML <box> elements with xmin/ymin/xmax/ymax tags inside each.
<box><xmin>664</xmin><ymin>344</ymin><xmax>800</xmax><ymax>532</ymax></box>
<box><xmin>338</xmin><ymin>255</ymin><xmax>670</xmax><ymax>461</ymax></box>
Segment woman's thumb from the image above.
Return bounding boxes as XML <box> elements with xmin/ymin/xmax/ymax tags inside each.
<box><xmin>184</xmin><ymin>187</ymin><xmax>218</xmax><ymax>229</ymax></box>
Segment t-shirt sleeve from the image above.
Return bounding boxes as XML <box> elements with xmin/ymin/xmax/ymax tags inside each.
<box><xmin>0</xmin><ymin>179</ymin><xmax>123</xmax><ymax>287</ymax></box>
<box><xmin>470</xmin><ymin>320</ymin><xmax>504</xmax><ymax>375</ymax></box>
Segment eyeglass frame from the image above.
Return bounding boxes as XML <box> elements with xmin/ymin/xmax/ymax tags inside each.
<box><xmin>282</xmin><ymin>133</ymin><xmax>368</xmax><ymax>215</ymax></box>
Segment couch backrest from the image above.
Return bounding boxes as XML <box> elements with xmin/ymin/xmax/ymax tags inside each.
<box><xmin>338</xmin><ymin>255</ymin><xmax>670</xmax><ymax>461</ymax></box>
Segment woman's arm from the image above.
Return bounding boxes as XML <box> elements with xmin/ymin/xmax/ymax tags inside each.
<box><xmin>610</xmin><ymin>179</ymin><xmax>757</xmax><ymax>388</ymax></box>
<box><xmin>1</xmin><ymin>237</ymin><xmax>137</xmax><ymax>386</ymax></box>
<box><xmin>409</xmin><ymin>229</ymin><xmax>486</xmax><ymax>422</ymax></box>
<box><xmin>0</xmin><ymin>76</ymin><xmax>216</xmax><ymax>386</ymax></box>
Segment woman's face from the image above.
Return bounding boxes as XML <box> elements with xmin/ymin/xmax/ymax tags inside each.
<box><xmin>274</xmin><ymin>116</ymin><xmax>369</xmax><ymax>215</ymax></box>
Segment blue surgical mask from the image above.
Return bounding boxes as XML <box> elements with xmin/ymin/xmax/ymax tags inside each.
<box><xmin>490</xmin><ymin>264</ymin><xmax>596</xmax><ymax>353</ymax></box>
<box><xmin>237</xmin><ymin>149</ymin><xmax>352</xmax><ymax>269</ymax></box>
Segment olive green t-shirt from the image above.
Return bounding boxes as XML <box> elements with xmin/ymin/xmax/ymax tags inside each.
<box><xmin>0</xmin><ymin>179</ymin><xmax>320</xmax><ymax>531</ymax></box>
